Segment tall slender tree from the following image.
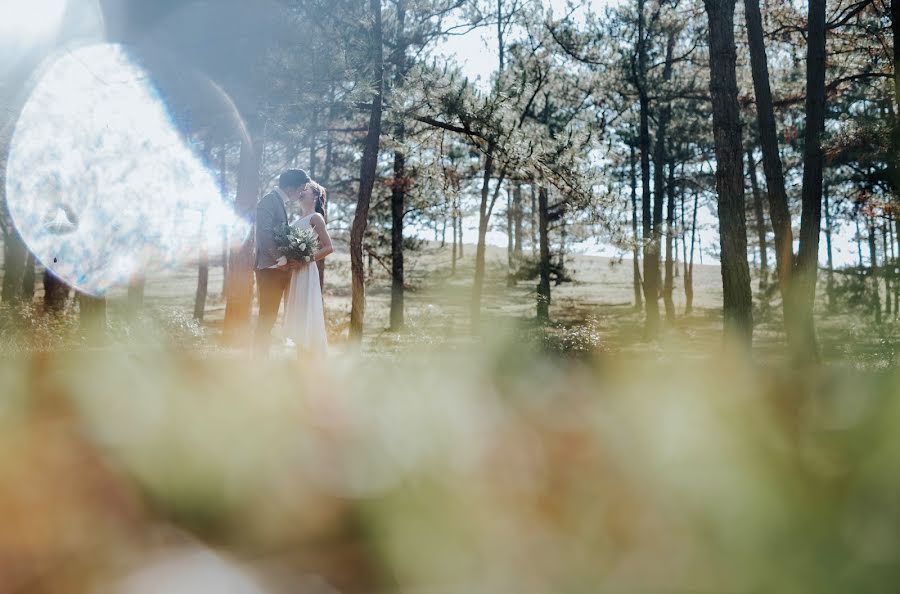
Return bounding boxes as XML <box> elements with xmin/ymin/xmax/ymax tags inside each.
<box><xmin>630</xmin><ymin>143</ymin><xmax>643</xmax><ymax>310</ymax></box>
<box><xmin>746</xmin><ymin>147</ymin><xmax>769</xmax><ymax>291</ymax></box>
<box><xmin>743</xmin><ymin>0</ymin><xmax>793</xmax><ymax>300</ymax></box>
<box><xmin>389</xmin><ymin>0</ymin><xmax>409</xmax><ymax>331</ymax></box>
<box><xmin>637</xmin><ymin>0</ymin><xmax>660</xmax><ymax>338</ymax></box>
<box><xmin>349</xmin><ymin>0</ymin><xmax>385</xmax><ymax>342</ymax></box>
<box><xmin>703</xmin><ymin>0</ymin><xmax>754</xmax><ymax>345</ymax></box>
<box><xmin>791</xmin><ymin>0</ymin><xmax>827</xmax><ymax>358</ymax></box>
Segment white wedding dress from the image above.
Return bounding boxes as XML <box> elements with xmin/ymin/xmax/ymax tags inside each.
<box><xmin>283</xmin><ymin>214</ymin><xmax>328</xmax><ymax>353</ymax></box>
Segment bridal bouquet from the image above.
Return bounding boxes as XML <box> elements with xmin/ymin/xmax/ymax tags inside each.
<box><xmin>274</xmin><ymin>224</ymin><xmax>319</xmax><ymax>263</ymax></box>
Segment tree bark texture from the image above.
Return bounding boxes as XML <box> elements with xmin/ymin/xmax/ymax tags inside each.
<box><xmin>127</xmin><ymin>274</ymin><xmax>145</xmax><ymax>319</ymax></box>
<box><xmin>747</xmin><ymin>147</ymin><xmax>769</xmax><ymax>290</ymax></box>
<box><xmin>471</xmin><ymin>147</ymin><xmax>495</xmax><ymax>326</ymax></box>
<box><xmin>823</xmin><ymin>182</ymin><xmax>835</xmax><ymax>310</ymax></box>
<box><xmin>507</xmin><ymin>185</ymin><xmax>515</xmax><ymax>286</ymax></box>
<box><xmin>638</xmin><ymin>0</ymin><xmax>659</xmax><ymax>337</ymax></box>
<box><xmin>883</xmin><ymin>222</ymin><xmax>892</xmax><ymax>316</ymax></box>
<box><xmin>868</xmin><ymin>219</ymin><xmax>881</xmax><ymax>322</ymax></box>
<box><xmin>686</xmin><ymin>190</ymin><xmax>699</xmax><ymax>314</ymax></box>
<box><xmin>223</xmin><ymin>134</ymin><xmax>261</xmax><ymax>345</ymax></box>
<box><xmin>79</xmin><ymin>292</ymin><xmax>107</xmax><ymax>345</ymax></box>
<box><xmin>791</xmin><ymin>0</ymin><xmax>827</xmax><ymax>358</ymax></box>
<box><xmin>22</xmin><ymin>252</ymin><xmax>35</xmax><ymax>301</ymax></box>
<box><xmin>664</xmin><ymin>158</ymin><xmax>676</xmax><ymax>320</ymax></box>
<box><xmin>631</xmin><ymin>144</ymin><xmax>643</xmax><ymax>311</ymax></box>
<box><xmin>43</xmin><ymin>269</ymin><xmax>70</xmax><ymax>313</ymax></box>
<box><xmin>390</xmin><ymin>147</ymin><xmax>406</xmax><ymax>330</ymax></box>
<box><xmin>704</xmin><ymin>0</ymin><xmax>754</xmax><ymax>345</ymax></box>
<box><xmin>743</xmin><ymin>0</ymin><xmax>794</xmax><ymax>315</ymax></box>
<box><xmin>194</xmin><ymin>237</ymin><xmax>209</xmax><ymax>321</ymax></box>
<box><xmin>657</xmin><ymin>32</ymin><xmax>676</xmax><ymax>321</ymax></box>
<box><xmin>537</xmin><ymin>186</ymin><xmax>551</xmax><ymax>322</ymax></box>
<box><xmin>349</xmin><ymin>0</ymin><xmax>384</xmax><ymax>342</ymax></box>
<box><xmin>513</xmin><ymin>182</ymin><xmax>523</xmax><ymax>259</ymax></box>
<box><xmin>1</xmin><ymin>225</ymin><xmax>27</xmax><ymax>304</ymax></box>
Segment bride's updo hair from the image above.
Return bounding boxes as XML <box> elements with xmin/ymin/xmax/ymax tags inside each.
<box><xmin>308</xmin><ymin>181</ymin><xmax>326</xmax><ymax>201</ymax></box>
<box><xmin>309</xmin><ymin>181</ymin><xmax>327</xmax><ymax>216</ymax></box>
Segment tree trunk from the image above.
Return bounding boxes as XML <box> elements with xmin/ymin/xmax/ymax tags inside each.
<box><xmin>451</xmin><ymin>197</ymin><xmax>458</xmax><ymax>275</ymax></box>
<box><xmin>390</xmin><ymin>147</ymin><xmax>406</xmax><ymax>330</ymax></box>
<box><xmin>743</xmin><ymin>0</ymin><xmax>794</xmax><ymax>329</ymax></box>
<box><xmin>471</xmin><ymin>146</ymin><xmax>501</xmax><ymax>326</ymax></box>
<box><xmin>316</xmin><ymin>193</ymin><xmax>328</xmax><ymax>293</ymax></box>
<box><xmin>223</xmin><ymin>133</ymin><xmax>261</xmax><ymax>345</ymax></box>
<box><xmin>869</xmin><ymin>219</ymin><xmax>881</xmax><ymax>323</ymax></box>
<box><xmin>823</xmin><ymin>181</ymin><xmax>835</xmax><ymax>311</ymax></box>
<box><xmin>557</xmin><ymin>216</ymin><xmax>567</xmax><ymax>286</ymax></box>
<box><xmin>686</xmin><ymin>190</ymin><xmax>698</xmax><ymax>314</ymax></box>
<box><xmin>637</xmin><ymin>0</ymin><xmax>659</xmax><ymax>338</ymax></box>
<box><xmin>704</xmin><ymin>0</ymin><xmax>754</xmax><ymax>346</ymax></box>
<box><xmin>747</xmin><ymin>147</ymin><xmax>769</xmax><ymax>291</ymax></box>
<box><xmin>530</xmin><ymin>183</ymin><xmax>537</xmax><ymax>257</ymax></box>
<box><xmin>513</xmin><ymin>182</ymin><xmax>523</xmax><ymax>259</ymax></box>
<box><xmin>22</xmin><ymin>252</ymin><xmax>35</xmax><ymax>301</ymax></box>
<box><xmin>349</xmin><ymin>0</ymin><xmax>384</xmax><ymax>342</ymax></box>
<box><xmin>883</xmin><ymin>222</ymin><xmax>892</xmax><ymax>316</ymax></box>
<box><xmin>388</xmin><ymin>0</ymin><xmax>408</xmax><ymax>331</ymax></box>
<box><xmin>791</xmin><ymin>0</ymin><xmax>827</xmax><ymax>358</ymax></box>
<box><xmin>657</xmin><ymin>32</ymin><xmax>676</xmax><ymax>321</ymax></box>
<box><xmin>631</xmin><ymin>144</ymin><xmax>643</xmax><ymax>311</ymax></box>
<box><xmin>458</xmin><ymin>209</ymin><xmax>464</xmax><ymax>258</ymax></box>
<box><xmin>219</xmin><ymin>145</ymin><xmax>229</xmax><ymax>297</ymax></box>
<box><xmin>507</xmin><ymin>184</ymin><xmax>515</xmax><ymax>286</ymax></box>
<box><xmin>127</xmin><ymin>274</ymin><xmax>145</xmax><ymax>319</ymax></box>
<box><xmin>891</xmin><ymin>0</ymin><xmax>900</xmax><ymax>193</ymax></box>
<box><xmin>537</xmin><ymin>186</ymin><xmax>551</xmax><ymax>322</ymax></box>
<box><xmin>664</xmin><ymin>158</ymin><xmax>676</xmax><ymax>320</ymax></box>
<box><xmin>893</xmin><ymin>216</ymin><xmax>899</xmax><ymax>317</ymax></box>
<box><xmin>1</xmin><ymin>226</ymin><xmax>27</xmax><ymax>304</ymax></box>
<box><xmin>194</xmin><ymin>224</ymin><xmax>209</xmax><ymax>321</ymax></box>
<box><xmin>856</xmin><ymin>216</ymin><xmax>865</xmax><ymax>268</ymax></box>
<box><xmin>43</xmin><ymin>269</ymin><xmax>69</xmax><ymax>313</ymax></box>
<box><xmin>317</xmin><ymin>93</ymin><xmax>336</xmax><ymax>294</ymax></box>
<box><xmin>78</xmin><ymin>292</ymin><xmax>106</xmax><ymax>345</ymax></box>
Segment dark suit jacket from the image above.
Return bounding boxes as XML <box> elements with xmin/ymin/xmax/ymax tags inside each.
<box><xmin>255</xmin><ymin>190</ymin><xmax>289</xmax><ymax>270</ymax></box>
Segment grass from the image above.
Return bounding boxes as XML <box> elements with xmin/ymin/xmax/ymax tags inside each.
<box><xmin>2</xmin><ymin>241</ymin><xmax>898</xmax><ymax>366</ymax></box>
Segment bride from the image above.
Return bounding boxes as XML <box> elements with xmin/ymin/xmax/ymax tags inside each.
<box><xmin>283</xmin><ymin>181</ymin><xmax>333</xmax><ymax>354</ymax></box>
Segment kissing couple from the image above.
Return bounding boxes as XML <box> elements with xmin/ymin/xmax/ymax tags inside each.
<box><xmin>254</xmin><ymin>169</ymin><xmax>333</xmax><ymax>358</ymax></box>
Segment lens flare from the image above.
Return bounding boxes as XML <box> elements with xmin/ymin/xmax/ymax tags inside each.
<box><xmin>5</xmin><ymin>43</ymin><xmax>249</xmax><ymax>295</ymax></box>
<box><xmin>0</xmin><ymin>0</ymin><xmax>68</xmax><ymax>49</ymax></box>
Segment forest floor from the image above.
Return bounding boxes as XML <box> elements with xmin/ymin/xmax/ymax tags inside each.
<box><xmin>42</xmin><ymin>239</ymin><xmax>895</xmax><ymax>367</ymax></box>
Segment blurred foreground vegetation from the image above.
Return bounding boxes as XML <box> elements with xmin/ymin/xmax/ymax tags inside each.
<box><xmin>2</xmin><ymin>285</ymin><xmax>900</xmax><ymax>592</ymax></box>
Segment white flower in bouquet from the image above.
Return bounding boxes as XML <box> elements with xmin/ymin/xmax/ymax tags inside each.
<box><xmin>274</xmin><ymin>225</ymin><xmax>320</xmax><ymax>264</ymax></box>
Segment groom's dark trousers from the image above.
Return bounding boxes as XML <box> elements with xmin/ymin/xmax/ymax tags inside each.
<box><xmin>254</xmin><ymin>267</ymin><xmax>291</xmax><ymax>356</ymax></box>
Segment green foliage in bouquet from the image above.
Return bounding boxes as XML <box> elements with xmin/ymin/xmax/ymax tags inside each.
<box><xmin>273</xmin><ymin>223</ymin><xmax>319</xmax><ymax>263</ymax></box>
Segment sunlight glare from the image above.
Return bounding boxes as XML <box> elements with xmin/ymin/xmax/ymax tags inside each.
<box><xmin>5</xmin><ymin>44</ymin><xmax>249</xmax><ymax>295</ymax></box>
<box><xmin>0</xmin><ymin>0</ymin><xmax>68</xmax><ymax>46</ymax></box>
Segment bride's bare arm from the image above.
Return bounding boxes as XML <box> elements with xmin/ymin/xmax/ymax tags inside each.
<box><xmin>310</xmin><ymin>213</ymin><xmax>333</xmax><ymax>261</ymax></box>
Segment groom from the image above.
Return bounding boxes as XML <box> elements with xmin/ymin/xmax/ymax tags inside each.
<box><xmin>254</xmin><ymin>168</ymin><xmax>310</xmax><ymax>356</ymax></box>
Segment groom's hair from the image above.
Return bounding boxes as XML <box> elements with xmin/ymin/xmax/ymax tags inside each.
<box><xmin>278</xmin><ymin>169</ymin><xmax>310</xmax><ymax>190</ymax></box>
